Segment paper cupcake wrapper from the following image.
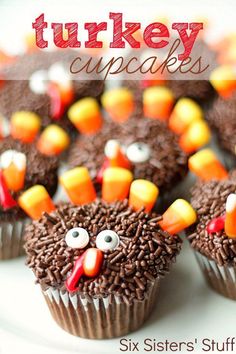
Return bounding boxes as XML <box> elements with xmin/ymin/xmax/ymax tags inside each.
<box><xmin>42</xmin><ymin>279</ymin><xmax>160</xmax><ymax>339</ymax></box>
<box><xmin>194</xmin><ymin>251</ymin><xmax>236</xmax><ymax>300</ymax></box>
<box><xmin>0</xmin><ymin>219</ymin><xmax>27</xmax><ymax>260</ymax></box>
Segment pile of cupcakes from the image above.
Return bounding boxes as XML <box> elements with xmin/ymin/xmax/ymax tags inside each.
<box><xmin>0</xmin><ymin>24</ymin><xmax>236</xmax><ymax>341</ymax></box>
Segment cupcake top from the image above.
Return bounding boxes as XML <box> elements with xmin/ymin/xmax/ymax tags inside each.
<box><xmin>207</xmin><ymin>94</ymin><xmax>236</xmax><ymax>157</ymax></box>
<box><xmin>188</xmin><ymin>172</ymin><xmax>236</xmax><ymax>266</ymax></box>
<box><xmin>0</xmin><ymin>136</ymin><xmax>58</xmax><ymax>221</ymax></box>
<box><xmin>0</xmin><ymin>50</ymin><xmax>104</xmax><ymax>130</ymax></box>
<box><xmin>24</xmin><ymin>199</ymin><xmax>182</xmax><ymax>301</ymax></box>
<box><xmin>68</xmin><ymin>117</ymin><xmax>188</xmax><ymax>191</ymax></box>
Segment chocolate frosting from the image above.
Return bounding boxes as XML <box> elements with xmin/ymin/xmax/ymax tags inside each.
<box><xmin>0</xmin><ymin>50</ymin><xmax>104</xmax><ymax>131</ymax></box>
<box><xmin>68</xmin><ymin>116</ymin><xmax>188</xmax><ymax>192</ymax></box>
<box><xmin>207</xmin><ymin>94</ymin><xmax>236</xmax><ymax>157</ymax></box>
<box><xmin>188</xmin><ymin>172</ymin><xmax>236</xmax><ymax>266</ymax></box>
<box><xmin>0</xmin><ymin>137</ymin><xmax>58</xmax><ymax>221</ymax></box>
<box><xmin>24</xmin><ymin>199</ymin><xmax>182</xmax><ymax>301</ymax></box>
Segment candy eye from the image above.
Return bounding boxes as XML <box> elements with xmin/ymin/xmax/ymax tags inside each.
<box><xmin>95</xmin><ymin>230</ymin><xmax>120</xmax><ymax>251</ymax></box>
<box><xmin>65</xmin><ymin>227</ymin><xmax>89</xmax><ymax>249</ymax></box>
<box><xmin>126</xmin><ymin>142</ymin><xmax>151</xmax><ymax>163</ymax></box>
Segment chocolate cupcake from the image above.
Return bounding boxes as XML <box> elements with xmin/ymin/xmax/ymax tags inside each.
<box><xmin>21</xmin><ymin>165</ymin><xmax>198</xmax><ymax>339</ymax></box>
<box><xmin>206</xmin><ymin>94</ymin><xmax>236</xmax><ymax>169</ymax></box>
<box><xmin>0</xmin><ymin>50</ymin><xmax>104</xmax><ymax>132</ymax></box>
<box><xmin>0</xmin><ymin>136</ymin><xmax>58</xmax><ymax>259</ymax></box>
<box><xmin>68</xmin><ymin>116</ymin><xmax>188</xmax><ymax>205</ymax></box>
<box><xmin>188</xmin><ymin>173</ymin><xmax>236</xmax><ymax>300</ymax></box>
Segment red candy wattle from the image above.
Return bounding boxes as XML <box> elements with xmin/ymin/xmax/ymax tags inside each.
<box><xmin>0</xmin><ymin>170</ymin><xmax>17</xmax><ymax>209</ymax></box>
<box><xmin>65</xmin><ymin>253</ymin><xmax>85</xmax><ymax>292</ymax></box>
<box><xmin>206</xmin><ymin>215</ymin><xmax>226</xmax><ymax>234</ymax></box>
<box><xmin>96</xmin><ymin>158</ymin><xmax>110</xmax><ymax>184</ymax></box>
<box><xmin>47</xmin><ymin>83</ymin><xmax>65</xmax><ymax>120</ymax></box>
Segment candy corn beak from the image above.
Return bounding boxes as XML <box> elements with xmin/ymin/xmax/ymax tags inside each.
<box><xmin>101</xmin><ymin>88</ymin><xmax>135</xmax><ymax>123</ymax></box>
<box><xmin>37</xmin><ymin>124</ymin><xmax>70</xmax><ymax>156</ymax></box>
<box><xmin>66</xmin><ymin>248</ymin><xmax>104</xmax><ymax>292</ymax></box>
<box><xmin>210</xmin><ymin>65</ymin><xmax>236</xmax><ymax>98</ymax></box>
<box><xmin>179</xmin><ymin>120</ymin><xmax>211</xmax><ymax>154</ymax></box>
<box><xmin>143</xmin><ymin>86</ymin><xmax>174</xmax><ymax>121</ymax></box>
<box><xmin>68</xmin><ymin>97</ymin><xmax>103</xmax><ymax>134</ymax></box>
<box><xmin>102</xmin><ymin>167</ymin><xmax>133</xmax><ymax>203</ymax></box>
<box><xmin>0</xmin><ymin>150</ymin><xmax>26</xmax><ymax>192</ymax></box>
<box><xmin>18</xmin><ymin>185</ymin><xmax>55</xmax><ymax>220</ymax></box>
<box><xmin>159</xmin><ymin>199</ymin><xmax>197</xmax><ymax>234</ymax></box>
<box><xmin>104</xmin><ymin>140</ymin><xmax>131</xmax><ymax>170</ymax></box>
<box><xmin>0</xmin><ymin>170</ymin><xmax>17</xmax><ymax>210</ymax></box>
<box><xmin>225</xmin><ymin>194</ymin><xmax>236</xmax><ymax>238</ymax></box>
<box><xmin>169</xmin><ymin>98</ymin><xmax>203</xmax><ymax>135</ymax></box>
<box><xmin>60</xmin><ymin>167</ymin><xmax>96</xmax><ymax>205</ymax></box>
<box><xmin>129</xmin><ymin>179</ymin><xmax>159</xmax><ymax>212</ymax></box>
<box><xmin>11</xmin><ymin>111</ymin><xmax>41</xmax><ymax>143</ymax></box>
<box><xmin>188</xmin><ymin>149</ymin><xmax>228</xmax><ymax>181</ymax></box>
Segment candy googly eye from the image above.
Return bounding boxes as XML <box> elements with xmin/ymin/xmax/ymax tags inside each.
<box><xmin>95</xmin><ymin>230</ymin><xmax>120</xmax><ymax>251</ymax></box>
<box><xmin>126</xmin><ymin>142</ymin><xmax>151</xmax><ymax>163</ymax></box>
<box><xmin>65</xmin><ymin>227</ymin><xmax>89</xmax><ymax>249</ymax></box>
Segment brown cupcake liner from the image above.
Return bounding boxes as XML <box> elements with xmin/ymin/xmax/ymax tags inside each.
<box><xmin>42</xmin><ymin>279</ymin><xmax>160</xmax><ymax>339</ymax></box>
<box><xmin>194</xmin><ymin>251</ymin><xmax>236</xmax><ymax>300</ymax></box>
<box><xmin>0</xmin><ymin>219</ymin><xmax>27</xmax><ymax>260</ymax></box>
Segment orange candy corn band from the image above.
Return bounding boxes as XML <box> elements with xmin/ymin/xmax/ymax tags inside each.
<box><xmin>188</xmin><ymin>149</ymin><xmax>228</xmax><ymax>181</ymax></box>
<box><xmin>102</xmin><ymin>167</ymin><xmax>133</xmax><ymax>203</ymax></box>
<box><xmin>159</xmin><ymin>199</ymin><xmax>197</xmax><ymax>234</ymax></box>
<box><xmin>225</xmin><ymin>194</ymin><xmax>236</xmax><ymax>238</ymax></box>
<box><xmin>60</xmin><ymin>167</ymin><xmax>96</xmax><ymax>205</ymax></box>
<box><xmin>37</xmin><ymin>125</ymin><xmax>70</xmax><ymax>156</ymax></box>
<box><xmin>104</xmin><ymin>140</ymin><xmax>131</xmax><ymax>170</ymax></box>
<box><xmin>129</xmin><ymin>179</ymin><xmax>159</xmax><ymax>212</ymax></box>
<box><xmin>101</xmin><ymin>88</ymin><xmax>135</xmax><ymax>123</ymax></box>
<box><xmin>0</xmin><ymin>150</ymin><xmax>27</xmax><ymax>192</ymax></box>
<box><xmin>18</xmin><ymin>185</ymin><xmax>55</xmax><ymax>220</ymax></box>
<box><xmin>11</xmin><ymin>111</ymin><xmax>41</xmax><ymax>143</ymax></box>
<box><xmin>68</xmin><ymin>97</ymin><xmax>103</xmax><ymax>134</ymax></box>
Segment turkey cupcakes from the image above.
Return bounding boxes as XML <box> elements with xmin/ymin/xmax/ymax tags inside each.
<box><xmin>23</xmin><ymin>166</ymin><xmax>196</xmax><ymax>338</ymax></box>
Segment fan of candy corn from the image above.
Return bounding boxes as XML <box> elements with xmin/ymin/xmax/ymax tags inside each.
<box><xmin>188</xmin><ymin>148</ymin><xmax>236</xmax><ymax>238</ymax></box>
<box><xmin>68</xmin><ymin>85</ymin><xmax>212</xmax><ymax>155</ymax></box>
<box><xmin>18</xmin><ymin>165</ymin><xmax>197</xmax><ymax>236</ymax></box>
<box><xmin>0</xmin><ymin>114</ymin><xmax>69</xmax><ymax>210</ymax></box>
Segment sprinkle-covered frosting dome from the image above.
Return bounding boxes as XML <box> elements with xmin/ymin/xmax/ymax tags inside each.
<box><xmin>25</xmin><ymin>199</ymin><xmax>182</xmax><ymax>302</ymax></box>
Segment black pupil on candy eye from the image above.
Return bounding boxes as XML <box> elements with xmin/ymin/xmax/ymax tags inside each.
<box><xmin>72</xmin><ymin>231</ymin><xmax>79</xmax><ymax>238</ymax></box>
<box><xmin>137</xmin><ymin>145</ymin><xmax>143</xmax><ymax>151</ymax></box>
<box><xmin>104</xmin><ymin>235</ymin><xmax>112</xmax><ymax>243</ymax></box>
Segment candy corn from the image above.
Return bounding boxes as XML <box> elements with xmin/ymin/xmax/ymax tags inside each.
<box><xmin>129</xmin><ymin>179</ymin><xmax>159</xmax><ymax>212</ymax></box>
<box><xmin>159</xmin><ymin>199</ymin><xmax>197</xmax><ymax>234</ymax></box>
<box><xmin>60</xmin><ymin>167</ymin><xmax>96</xmax><ymax>205</ymax></box>
<box><xmin>188</xmin><ymin>149</ymin><xmax>228</xmax><ymax>181</ymax></box>
<box><xmin>179</xmin><ymin>120</ymin><xmax>211</xmax><ymax>154</ymax></box>
<box><xmin>83</xmin><ymin>248</ymin><xmax>104</xmax><ymax>277</ymax></box>
<box><xmin>11</xmin><ymin>111</ymin><xmax>41</xmax><ymax>143</ymax></box>
<box><xmin>225</xmin><ymin>194</ymin><xmax>236</xmax><ymax>238</ymax></box>
<box><xmin>210</xmin><ymin>65</ymin><xmax>236</xmax><ymax>98</ymax></box>
<box><xmin>0</xmin><ymin>170</ymin><xmax>17</xmax><ymax>210</ymax></box>
<box><xmin>102</xmin><ymin>167</ymin><xmax>133</xmax><ymax>203</ymax></box>
<box><xmin>68</xmin><ymin>97</ymin><xmax>103</xmax><ymax>134</ymax></box>
<box><xmin>18</xmin><ymin>185</ymin><xmax>55</xmax><ymax>220</ymax></box>
<box><xmin>169</xmin><ymin>98</ymin><xmax>204</xmax><ymax>135</ymax></box>
<box><xmin>143</xmin><ymin>86</ymin><xmax>174</xmax><ymax>121</ymax></box>
<box><xmin>37</xmin><ymin>125</ymin><xmax>70</xmax><ymax>156</ymax></box>
<box><xmin>101</xmin><ymin>88</ymin><xmax>135</xmax><ymax>123</ymax></box>
<box><xmin>0</xmin><ymin>150</ymin><xmax>26</xmax><ymax>192</ymax></box>
<box><xmin>104</xmin><ymin>140</ymin><xmax>131</xmax><ymax>170</ymax></box>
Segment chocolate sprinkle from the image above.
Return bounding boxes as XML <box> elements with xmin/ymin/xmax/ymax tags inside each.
<box><xmin>188</xmin><ymin>172</ymin><xmax>236</xmax><ymax>266</ymax></box>
<box><xmin>24</xmin><ymin>199</ymin><xmax>182</xmax><ymax>301</ymax></box>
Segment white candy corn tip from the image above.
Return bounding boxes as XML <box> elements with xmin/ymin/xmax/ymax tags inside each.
<box><xmin>226</xmin><ymin>194</ymin><xmax>236</xmax><ymax>213</ymax></box>
<box><xmin>48</xmin><ymin>62</ymin><xmax>72</xmax><ymax>87</ymax></box>
<box><xmin>0</xmin><ymin>149</ymin><xmax>26</xmax><ymax>170</ymax></box>
<box><xmin>104</xmin><ymin>140</ymin><xmax>120</xmax><ymax>159</ymax></box>
<box><xmin>29</xmin><ymin>70</ymin><xmax>49</xmax><ymax>94</ymax></box>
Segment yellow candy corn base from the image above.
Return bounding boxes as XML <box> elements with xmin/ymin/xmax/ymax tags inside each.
<box><xmin>194</xmin><ymin>251</ymin><xmax>236</xmax><ymax>300</ymax></box>
<box><xmin>0</xmin><ymin>219</ymin><xmax>28</xmax><ymax>260</ymax></box>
